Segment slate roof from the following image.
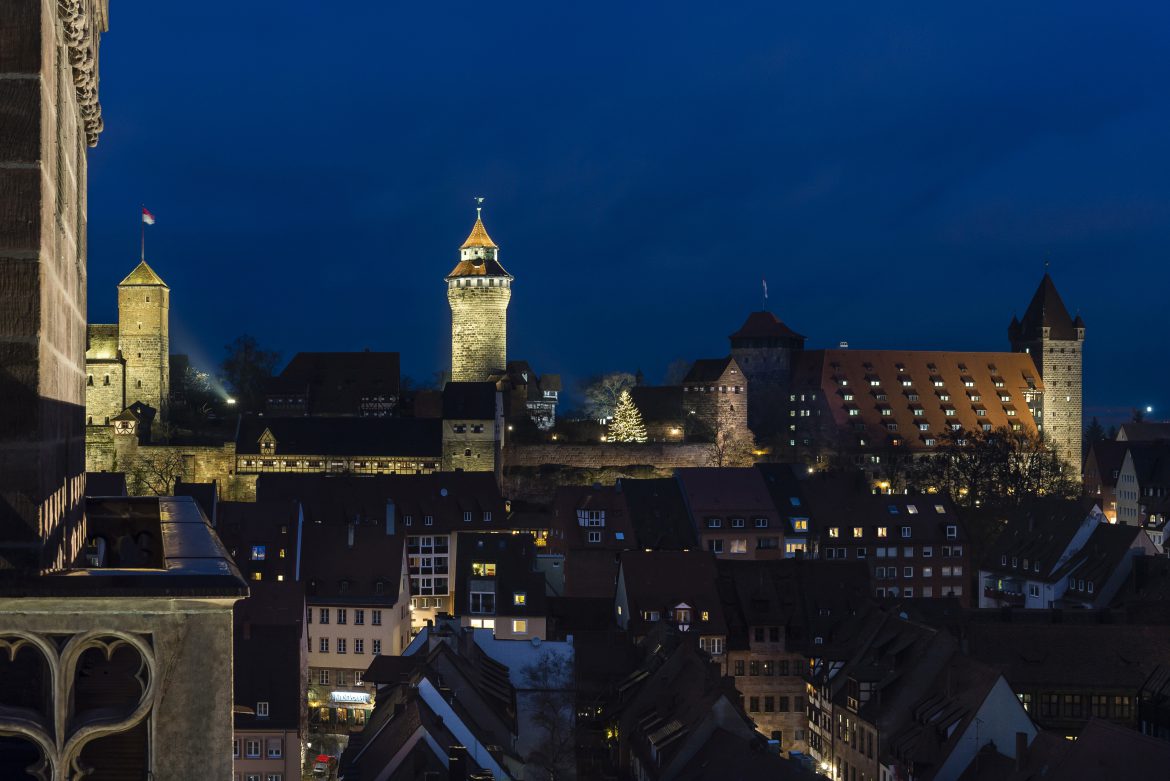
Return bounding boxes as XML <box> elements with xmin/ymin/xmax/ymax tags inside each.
<box><xmin>552</xmin><ymin>485</ymin><xmax>635</xmax><ymax>597</ymax></box>
<box><xmin>301</xmin><ymin>520</ymin><xmax>406</xmax><ymax>604</ymax></box>
<box><xmin>619</xmin><ymin>550</ymin><xmax>727</xmax><ymax>636</ymax></box>
<box><xmin>216</xmin><ymin>500</ymin><xmax>303</xmax><ymax>583</ymax></box>
<box><xmin>964</xmin><ymin>623</ymin><xmax>1170</xmax><ymax>690</ymax></box>
<box><xmin>673</xmin><ymin>727</ymin><xmax>819</xmax><ymax>780</ymax></box>
<box><xmin>980</xmin><ymin>498</ymin><xmax>1099</xmax><ymax>579</ymax></box>
<box><xmin>1118</xmin><ymin>422</ymin><xmax>1170</xmax><ymax>442</ymax></box>
<box><xmin>442</xmin><ymin>381</ymin><xmax>497</xmax><ymax>420</ymax></box>
<box><xmin>1051</xmin><ymin>522</ymin><xmax>1149</xmax><ymax>595</ymax></box>
<box><xmin>683</xmin><ymin>356</ymin><xmax>741</xmax><ymax>384</ymax></box>
<box><xmin>234</xmin><ymin>620</ymin><xmax>303</xmax><ymax>731</ymax></box>
<box><xmin>676</xmin><ymin>467</ymin><xmax>781</xmax><ymax>529</ymax></box>
<box><xmin>268</xmin><ymin>351</ymin><xmax>401</xmax><ymax>414</ymax></box>
<box><xmin>1044</xmin><ymin>718</ymin><xmax>1170</xmax><ymax>780</ymax></box>
<box><xmin>1011</xmin><ymin>273</ymin><xmax>1080</xmax><ymax>341</ymax></box>
<box><xmin>236</xmin><ymin>415</ymin><xmax>441</xmax><ymax>457</ymax></box>
<box><xmin>1084</xmin><ymin>440</ymin><xmax>1129</xmax><ymax>489</ymax></box>
<box><xmin>729</xmin><ymin>311</ymin><xmax>806</xmax><ymax>343</ymax></box>
<box><xmin>255</xmin><ymin>472</ymin><xmax>508</xmax><ymax>536</ymax></box>
<box><xmin>620</xmin><ymin>477</ymin><xmax>699</xmax><ymax>550</ymax></box>
<box><xmin>754</xmin><ymin>463</ymin><xmax>813</xmax><ymax>535</ymax></box>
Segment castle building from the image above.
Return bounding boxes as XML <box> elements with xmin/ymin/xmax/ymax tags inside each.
<box><xmin>447</xmin><ymin>208</ymin><xmax>512</xmax><ymax>383</ymax></box>
<box><xmin>734</xmin><ymin>273</ymin><xmax>1083</xmax><ymax>474</ymax></box>
<box><xmin>1008</xmin><ymin>273</ymin><xmax>1085</xmax><ymax>470</ymax></box>
<box><xmin>0</xmin><ymin>5</ymin><xmax>247</xmax><ymax>778</ymax></box>
<box><xmin>85</xmin><ymin>259</ymin><xmax>170</xmax><ymax>429</ymax></box>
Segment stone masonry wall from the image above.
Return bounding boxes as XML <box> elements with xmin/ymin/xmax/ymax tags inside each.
<box><xmin>1040</xmin><ymin>337</ymin><xmax>1083</xmax><ymax>470</ymax></box>
<box><xmin>448</xmin><ymin>282</ymin><xmax>510</xmax><ymax>382</ymax></box>
<box><xmin>85</xmin><ymin>361</ymin><xmax>123</xmax><ymax>424</ymax></box>
<box><xmin>505</xmin><ymin>442</ymin><xmax>713</xmax><ymax>470</ymax></box>
<box><xmin>0</xmin><ymin>0</ymin><xmax>99</xmax><ymax>570</ymax></box>
<box><xmin>0</xmin><ymin>595</ymin><xmax>239</xmax><ymax>779</ymax></box>
<box><xmin>119</xmin><ymin>283</ymin><xmax>169</xmax><ymax>422</ymax></box>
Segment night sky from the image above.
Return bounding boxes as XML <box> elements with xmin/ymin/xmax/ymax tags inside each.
<box><xmin>88</xmin><ymin>2</ymin><xmax>1170</xmax><ymax>421</ymax></box>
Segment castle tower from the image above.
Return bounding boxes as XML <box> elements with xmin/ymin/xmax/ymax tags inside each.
<box><xmin>118</xmin><ymin>260</ymin><xmax>170</xmax><ymax>424</ymax></box>
<box><xmin>1009</xmin><ymin>273</ymin><xmax>1084</xmax><ymax>471</ymax></box>
<box><xmin>729</xmin><ymin>311</ymin><xmax>806</xmax><ymax>437</ymax></box>
<box><xmin>447</xmin><ymin>207</ymin><xmax>512</xmax><ymax>382</ymax></box>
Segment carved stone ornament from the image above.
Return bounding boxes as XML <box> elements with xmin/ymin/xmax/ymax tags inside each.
<box><xmin>0</xmin><ymin>630</ymin><xmax>157</xmax><ymax>780</ymax></box>
<box><xmin>57</xmin><ymin>0</ymin><xmax>104</xmax><ymax>146</ymax></box>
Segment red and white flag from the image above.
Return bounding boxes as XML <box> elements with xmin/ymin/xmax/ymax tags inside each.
<box><xmin>141</xmin><ymin>207</ymin><xmax>155</xmax><ymax>225</ymax></box>
<box><xmin>762</xmin><ymin>277</ymin><xmax>768</xmax><ymax>300</ymax></box>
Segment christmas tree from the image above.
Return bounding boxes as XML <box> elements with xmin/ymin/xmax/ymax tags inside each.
<box><xmin>609</xmin><ymin>389</ymin><xmax>648</xmax><ymax>443</ymax></box>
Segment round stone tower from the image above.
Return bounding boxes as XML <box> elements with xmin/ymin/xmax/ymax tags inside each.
<box><xmin>447</xmin><ymin>207</ymin><xmax>512</xmax><ymax>382</ymax></box>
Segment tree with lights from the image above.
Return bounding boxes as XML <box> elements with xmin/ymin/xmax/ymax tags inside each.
<box><xmin>609</xmin><ymin>389</ymin><xmax>648</xmax><ymax>443</ymax></box>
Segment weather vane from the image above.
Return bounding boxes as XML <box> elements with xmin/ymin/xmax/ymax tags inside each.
<box><xmin>475</xmin><ymin>196</ymin><xmax>485</xmax><ymax>219</ymax></box>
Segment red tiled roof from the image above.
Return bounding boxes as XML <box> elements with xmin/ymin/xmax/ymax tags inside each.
<box><xmin>1013</xmin><ymin>273</ymin><xmax>1079</xmax><ymax>341</ymax></box>
<box><xmin>791</xmin><ymin>349</ymin><xmax>1042</xmax><ymax>452</ymax></box>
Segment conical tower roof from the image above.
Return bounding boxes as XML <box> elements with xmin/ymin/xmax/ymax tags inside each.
<box><xmin>460</xmin><ymin>215</ymin><xmax>498</xmax><ymax>249</ymax></box>
<box><xmin>119</xmin><ymin>260</ymin><xmax>168</xmax><ymax>287</ymax></box>
<box><xmin>1017</xmin><ymin>273</ymin><xmax>1078</xmax><ymax>340</ymax></box>
<box><xmin>447</xmin><ymin>210</ymin><xmax>511</xmax><ymax>280</ymax></box>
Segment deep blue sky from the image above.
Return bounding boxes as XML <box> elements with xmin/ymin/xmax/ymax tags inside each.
<box><xmin>88</xmin><ymin>2</ymin><xmax>1170</xmax><ymax>421</ymax></box>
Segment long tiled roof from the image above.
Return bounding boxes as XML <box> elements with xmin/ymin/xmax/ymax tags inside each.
<box><xmin>268</xmin><ymin>351</ymin><xmax>401</xmax><ymax>413</ymax></box>
<box><xmin>236</xmin><ymin>415</ymin><xmax>441</xmax><ymax>457</ymax></box>
<box><xmin>460</xmin><ymin>215</ymin><xmax>498</xmax><ymax>249</ymax></box>
<box><xmin>790</xmin><ymin>349</ymin><xmax>1042</xmax><ymax>452</ymax></box>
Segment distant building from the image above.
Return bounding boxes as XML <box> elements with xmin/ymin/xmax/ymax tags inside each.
<box><xmin>804</xmin><ymin>488</ymin><xmax>971</xmax><ymax>605</ymax></box>
<box><xmin>1083</xmin><ymin>439</ymin><xmax>1128</xmax><ymax>522</ymax></box>
<box><xmin>86</xmin><ymin>260</ymin><xmax>171</xmax><ymax>429</ymax></box>
<box><xmin>1114</xmin><ymin>439</ymin><xmax>1170</xmax><ymax>548</ymax></box>
<box><xmin>729</xmin><ymin>311</ymin><xmax>806</xmax><ymax>436</ymax></box>
<box><xmin>453</xmin><ymin>532</ymin><xmax>549</xmax><ymax>640</ymax></box>
<box><xmin>236</xmin><ymin>415</ymin><xmax>443</xmax><ymax>477</ymax></box>
<box><xmin>676</xmin><ymin>467</ymin><xmax>785</xmax><ymax>559</ymax></box>
<box><xmin>979</xmin><ymin>499</ymin><xmax>1156</xmax><ymax>609</ymax></box>
<box><xmin>441</xmin><ymin>381</ymin><xmax>503</xmax><ymax>475</ymax></box>
<box><xmin>492</xmin><ymin>360</ymin><xmax>561</xmax><ymax>430</ymax></box>
<box><xmin>550</xmin><ymin>485</ymin><xmax>635</xmax><ymax>598</ymax></box>
<box><xmin>265</xmin><ymin>351</ymin><xmax>401</xmax><ymax>417</ymax></box>
<box><xmin>232</xmin><ymin>582</ymin><xmax>307</xmax><ymax>781</ymax></box>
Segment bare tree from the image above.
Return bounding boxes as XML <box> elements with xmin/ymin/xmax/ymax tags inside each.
<box><xmin>127</xmin><ymin>448</ymin><xmax>188</xmax><ymax>496</ymax></box>
<box><xmin>521</xmin><ymin>650</ymin><xmax>576</xmax><ymax>781</ymax></box>
<box><xmin>580</xmin><ymin>372</ymin><xmax>636</xmax><ymax>422</ymax></box>
<box><xmin>707</xmin><ymin>423</ymin><xmax>755</xmax><ymax>467</ymax></box>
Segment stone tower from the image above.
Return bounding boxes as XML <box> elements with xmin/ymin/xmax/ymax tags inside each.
<box><xmin>1009</xmin><ymin>273</ymin><xmax>1084</xmax><ymax>471</ymax></box>
<box><xmin>118</xmin><ymin>260</ymin><xmax>170</xmax><ymax>423</ymax></box>
<box><xmin>729</xmin><ymin>311</ymin><xmax>806</xmax><ymax>437</ymax></box>
<box><xmin>447</xmin><ymin>208</ymin><xmax>512</xmax><ymax>382</ymax></box>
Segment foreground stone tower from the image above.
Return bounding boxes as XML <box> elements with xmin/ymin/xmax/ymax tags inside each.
<box><xmin>447</xmin><ymin>207</ymin><xmax>512</xmax><ymax>382</ymax></box>
<box><xmin>118</xmin><ymin>260</ymin><xmax>170</xmax><ymax>420</ymax></box>
<box><xmin>1009</xmin><ymin>273</ymin><xmax>1084</xmax><ymax>471</ymax></box>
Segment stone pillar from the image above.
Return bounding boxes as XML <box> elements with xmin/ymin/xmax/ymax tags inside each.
<box><xmin>0</xmin><ymin>0</ymin><xmax>108</xmax><ymax>572</ymax></box>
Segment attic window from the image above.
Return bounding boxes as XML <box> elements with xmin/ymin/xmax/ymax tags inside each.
<box><xmin>251</xmin><ymin>546</ymin><xmax>266</xmax><ymax>561</ymax></box>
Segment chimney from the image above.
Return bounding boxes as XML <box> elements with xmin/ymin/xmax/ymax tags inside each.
<box><xmin>1014</xmin><ymin>731</ymin><xmax>1028</xmax><ymax>770</ymax></box>
<box><xmin>386</xmin><ymin>500</ymin><xmax>397</xmax><ymax>536</ymax></box>
<box><xmin>447</xmin><ymin>745</ymin><xmax>468</xmax><ymax>781</ymax></box>
<box><xmin>347</xmin><ymin>521</ymin><xmax>355</xmax><ymax>549</ymax></box>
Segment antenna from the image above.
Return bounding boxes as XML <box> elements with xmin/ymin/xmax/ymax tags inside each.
<box><xmin>475</xmin><ymin>196</ymin><xmax>485</xmax><ymax>219</ymax></box>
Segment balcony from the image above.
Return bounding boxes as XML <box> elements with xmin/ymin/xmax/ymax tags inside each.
<box><xmin>984</xmin><ymin>578</ymin><xmax>1025</xmax><ymax>606</ymax></box>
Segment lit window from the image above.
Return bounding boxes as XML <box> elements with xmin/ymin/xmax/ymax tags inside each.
<box><xmin>829</xmin><ymin>527</ymin><xmax>840</xmax><ymax>538</ymax></box>
<box><xmin>512</xmin><ymin>619</ymin><xmax>528</xmax><ymax>634</ymax></box>
<box><xmin>794</xmin><ymin>518</ymin><xmax>809</xmax><ymax>531</ymax></box>
<box><xmin>853</xmin><ymin>527</ymin><xmax>863</xmax><ymax>538</ymax></box>
<box><xmin>251</xmin><ymin>546</ymin><xmax>266</xmax><ymax>560</ymax></box>
<box><xmin>877</xmin><ymin>527</ymin><xmax>888</xmax><ymax>538</ymax></box>
<box><xmin>471</xmin><ymin>562</ymin><xmax>497</xmax><ymax>577</ymax></box>
<box><xmin>514</xmin><ymin>592</ymin><xmax>527</xmax><ymax>606</ymax></box>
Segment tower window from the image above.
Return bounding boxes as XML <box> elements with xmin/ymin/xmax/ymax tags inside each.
<box><xmin>145</xmin><ymin>295</ymin><xmax>150</xmax><ymax>302</ymax></box>
<box><xmin>137</xmin><ymin>380</ymin><xmax>142</xmax><ymax>388</ymax></box>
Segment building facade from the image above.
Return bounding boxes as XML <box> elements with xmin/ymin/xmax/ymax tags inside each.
<box><xmin>448</xmin><ymin>208</ymin><xmax>512</xmax><ymax>383</ymax></box>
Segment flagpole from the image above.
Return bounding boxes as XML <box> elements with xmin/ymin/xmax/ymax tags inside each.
<box><xmin>140</xmin><ymin>203</ymin><xmax>145</xmax><ymax>262</ymax></box>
